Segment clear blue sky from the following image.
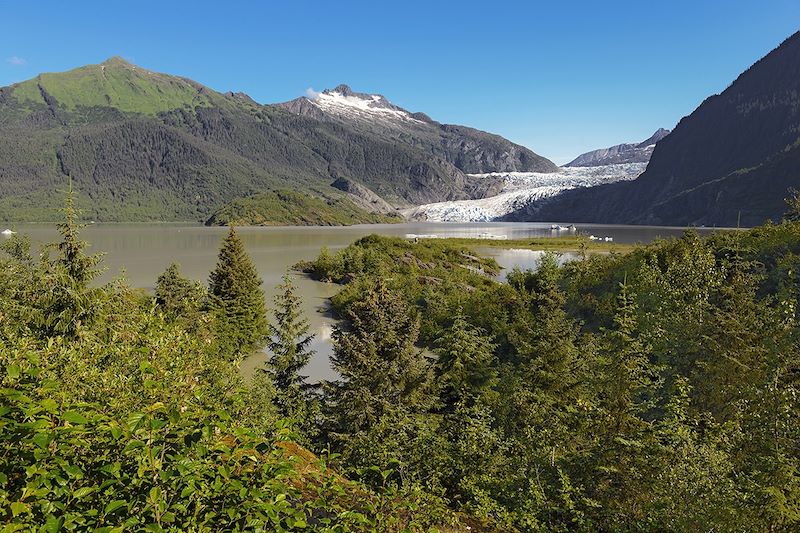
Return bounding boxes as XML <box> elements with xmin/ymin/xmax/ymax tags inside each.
<box><xmin>2</xmin><ymin>0</ymin><xmax>798</xmax><ymax>163</ymax></box>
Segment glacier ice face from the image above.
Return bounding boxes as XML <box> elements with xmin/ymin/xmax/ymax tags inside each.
<box><xmin>404</xmin><ymin>163</ymin><xmax>647</xmax><ymax>222</ymax></box>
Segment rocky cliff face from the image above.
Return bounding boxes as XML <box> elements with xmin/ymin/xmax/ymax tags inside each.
<box><xmin>437</xmin><ymin>124</ymin><xmax>558</xmax><ymax>174</ymax></box>
<box><xmin>277</xmin><ymin>85</ymin><xmax>558</xmax><ymax>176</ymax></box>
<box><xmin>508</xmin><ymin>32</ymin><xmax>800</xmax><ymax>227</ymax></box>
<box><xmin>331</xmin><ymin>177</ymin><xmax>398</xmax><ymax>214</ymax></box>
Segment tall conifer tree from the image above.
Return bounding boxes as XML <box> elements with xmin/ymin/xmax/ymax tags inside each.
<box><xmin>40</xmin><ymin>182</ymin><xmax>104</xmax><ymax>336</ymax></box>
<box><xmin>434</xmin><ymin>313</ymin><xmax>496</xmax><ymax>409</ymax></box>
<box><xmin>324</xmin><ymin>280</ymin><xmax>438</xmax><ymax>476</ymax></box>
<box><xmin>56</xmin><ymin>181</ymin><xmax>103</xmax><ymax>287</ymax></box>
<box><xmin>266</xmin><ymin>274</ymin><xmax>315</xmax><ymax>421</ymax></box>
<box><xmin>208</xmin><ymin>227</ymin><xmax>268</xmax><ymax>358</ymax></box>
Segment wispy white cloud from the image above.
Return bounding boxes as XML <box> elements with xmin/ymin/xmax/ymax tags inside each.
<box><xmin>305</xmin><ymin>87</ymin><xmax>320</xmax><ymax>100</ymax></box>
<box><xmin>6</xmin><ymin>56</ymin><xmax>26</xmax><ymax>66</ymax></box>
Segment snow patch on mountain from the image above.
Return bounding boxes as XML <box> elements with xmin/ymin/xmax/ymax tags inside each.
<box><xmin>306</xmin><ymin>86</ymin><xmax>423</xmax><ymax>123</ymax></box>
<box><xmin>404</xmin><ymin>163</ymin><xmax>647</xmax><ymax>222</ymax></box>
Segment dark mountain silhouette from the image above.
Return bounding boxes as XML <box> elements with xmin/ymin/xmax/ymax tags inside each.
<box><xmin>507</xmin><ymin>32</ymin><xmax>800</xmax><ymax>227</ymax></box>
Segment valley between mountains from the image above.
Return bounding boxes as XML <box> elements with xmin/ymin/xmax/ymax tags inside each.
<box><xmin>2</xmin><ymin>31</ymin><xmax>800</xmax><ymax>227</ymax></box>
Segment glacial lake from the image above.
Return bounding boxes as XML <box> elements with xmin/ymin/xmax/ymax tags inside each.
<box><xmin>6</xmin><ymin>222</ymin><xmax>723</xmax><ymax>381</ymax></box>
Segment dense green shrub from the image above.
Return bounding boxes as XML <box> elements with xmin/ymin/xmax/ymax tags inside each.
<box><xmin>0</xmin><ymin>204</ymin><xmax>464</xmax><ymax>532</ymax></box>
<box><xmin>303</xmin><ymin>227</ymin><xmax>800</xmax><ymax>531</ymax></box>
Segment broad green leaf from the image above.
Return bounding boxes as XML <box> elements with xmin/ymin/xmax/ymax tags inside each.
<box><xmin>126</xmin><ymin>412</ymin><xmax>146</xmax><ymax>431</ymax></box>
<box><xmin>32</xmin><ymin>431</ymin><xmax>52</xmax><ymax>449</ymax></box>
<box><xmin>44</xmin><ymin>515</ymin><xmax>64</xmax><ymax>533</ymax></box>
<box><xmin>104</xmin><ymin>499</ymin><xmax>127</xmax><ymax>515</ymax></box>
<box><xmin>64</xmin><ymin>464</ymin><xmax>83</xmax><ymax>478</ymax></box>
<box><xmin>41</xmin><ymin>398</ymin><xmax>58</xmax><ymax>413</ymax></box>
<box><xmin>73</xmin><ymin>486</ymin><xmax>96</xmax><ymax>498</ymax></box>
<box><xmin>10</xmin><ymin>501</ymin><xmax>29</xmax><ymax>516</ymax></box>
<box><xmin>63</xmin><ymin>411</ymin><xmax>88</xmax><ymax>425</ymax></box>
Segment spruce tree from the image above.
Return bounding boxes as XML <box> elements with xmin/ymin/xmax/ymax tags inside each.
<box><xmin>329</xmin><ymin>280</ymin><xmax>435</xmax><ymax>421</ymax></box>
<box><xmin>600</xmin><ymin>279</ymin><xmax>658</xmax><ymax>433</ymax></box>
<box><xmin>324</xmin><ymin>280</ymin><xmax>437</xmax><ymax>475</ymax></box>
<box><xmin>39</xmin><ymin>182</ymin><xmax>104</xmax><ymax>336</ymax></box>
<box><xmin>266</xmin><ymin>274</ymin><xmax>315</xmax><ymax>422</ymax></box>
<box><xmin>434</xmin><ymin>313</ymin><xmax>496</xmax><ymax>409</ymax></box>
<box><xmin>433</xmin><ymin>314</ymin><xmax>504</xmax><ymax>505</ymax></box>
<box><xmin>585</xmin><ymin>279</ymin><xmax>661</xmax><ymax>524</ymax></box>
<box><xmin>507</xmin><ymin>253</ymin><xmax>584</xmax><ymax>397</ymax></box>
<box><xmin>500</xmin><ymin>254</ymin><xmax>590</xmax><ymax>452</ymax></box>
<box><xmin>56</xmin><ymin>181</ymin><xmax>102</xmax><ymax>287</ymax></box>
<box><xmin>208</xmin><ymin>227</ymin><xmax>268</xmax><ymax>358</ymax></box>
<box><xmin>500</xmin><ymin>256</ymin><xmax>596</xmax><ymax>523</ymax></box>
<box><xmin>155</xmin><ymin>263</ymin><xmax>205</xmax><ymax>319</ymax></box>
<box><xmin>693</xmin><ymin>265</ymin><xmax>767</xmax><ymax>419</ymax></box>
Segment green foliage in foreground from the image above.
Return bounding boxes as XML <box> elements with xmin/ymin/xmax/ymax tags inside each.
<box><xmin>0</xmin><ymin>204</ymin><xmax>465</xmax><ymax>531</ymax></box>
<box><xmin>204</xmin><ymin>190</ymin><xmax>402</xmax><ymax>227</ymax></box>
<box><xmin>6</xmin><ymin>193</ymin><xmax>800</xmax><ymax>531</ymax></box>
<box><xmin>301</xmin><ymin>227</ymin><xmax>800</xmax><ymax>531</ymax></box>
<box><xmin>3</xmin><ymin>359</ymin><xmax>309</xmax><ymax>531</ymax></box>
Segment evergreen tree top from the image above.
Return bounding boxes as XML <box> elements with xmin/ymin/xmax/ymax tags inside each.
<box><xmin>267</xmin><ymin>274</ymin><xmax>315</xmax><ymax>390</ymax></box>
<box><xmin>208</xmin><ymin>226</ymin><xmax>268</xmax><ymax>358</ymax></box>
<box><xmin>209</xmin><ymin>227</ymin><xmax>263</xmax><ymax>301</ymax></box>
<box><xmin>55</xmin><ymin>181</ymin><xmax>103</xmax><ymax>286</ymax></box>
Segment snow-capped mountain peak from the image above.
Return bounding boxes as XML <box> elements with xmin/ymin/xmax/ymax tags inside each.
<box><xmin>290</xmin><ymin>84</ymin><xmax>424</xmax><ymax>123</ymax></box>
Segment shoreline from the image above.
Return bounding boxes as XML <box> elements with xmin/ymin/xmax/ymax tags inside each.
<box><xmin>425</xmin><ymin>236</ymin><xmax>639</xmax><ymax>254</ymax></box>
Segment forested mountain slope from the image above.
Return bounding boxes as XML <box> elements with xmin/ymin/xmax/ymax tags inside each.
<box><xmin>0</xmin><ymin>58</ymin><xmax>556</xmax><ymax>222</ymax></box>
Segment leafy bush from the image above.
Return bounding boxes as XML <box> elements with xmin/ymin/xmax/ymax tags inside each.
<box><xmin>305</xmin><ymin>226</ymin><xmax>800</xmax><ymax>531</ymax></box>
<box><xmin>0</xmin><ymin>207</ymin><xmax>464</xmax><ymax>531</ymax></box>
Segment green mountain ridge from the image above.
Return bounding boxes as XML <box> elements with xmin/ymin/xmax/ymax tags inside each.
<box><xmin>0</xmin><ymin>58</ymin><xmax>556</xmax><ymax>223</ymax></box>
<box><xmin>5</xmin><ymin>57</ymin><xmax>231</xmax><ymax>118</ymax></box>
<box><xmin>204</xmin><ymin>189</ymin><xmax>403</xmax><ymax>226</ymax></box>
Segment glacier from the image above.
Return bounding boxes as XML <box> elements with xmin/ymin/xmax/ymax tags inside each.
<box><xmin>403</xmin><ymin>163</ymin><xmax>647</xmax><ymax>222</ymax></box>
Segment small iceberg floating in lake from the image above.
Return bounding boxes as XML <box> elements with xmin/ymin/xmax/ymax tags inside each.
<box><xmin>406</xmin><ymin>232</ymin><xmax>508</xmax><ymax>241</ymax></box>
<box><xmin>550</xmin><ymin>224</ymin><xmax>577</xmax><ymax>232</ymax></box>
<box><xmin>405</xmin><ymin>233</ymin><xmax>441</xmax><ymax>240</ymax></box>
<box><xmin>1</xmin><ymin>229</ymin><xmax>16</xmax><ymax>235</ymax></box>
<box><xmin>477</xmin><ymin>232</ymin><xmax>508</xmax><ymax>240</ymax></box>
<box><xmin>588</xmin><ymin>235</ymin><xmax>614</xmax><ymax>242</ymax></box>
